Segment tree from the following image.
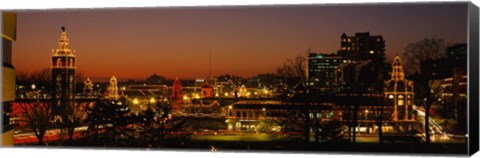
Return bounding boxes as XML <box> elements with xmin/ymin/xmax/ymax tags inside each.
<box><xmin>403</xmin><ymin>37</ymin><xmax>447</xmax><ymax>143</ymax></box>
<box><xmin>62</xmin><ymin>101</ymin><xmax>91</xmax><ymax>145</ymax></box>
<box><xmin>275</xmin><ymin>54</ymin><xmax>307</xmax><ymax>87</ymax></box>
<box><xmin>403</xmin><ymin>38</ymin><xmax>446</xmax><ymax>74</ymax></box>
<box><xmin>367</xmin><ymin>94</ymin><xmax>386</xmax><ymax>143</ymax></box>
<box><xmin>318</xmin><ymin>119</ymin><xmax>347</xmax><ymax>143</ymax></box>
<box><xmin>216</xmin><ymin>74</ymin><xmax>246</xmax><ymax>84</ymax></box>
<box><xmin>18</xmin><ymin>96</ymin><xmax>52</xmax><ymax>145</ymax></box>
<box><xmin>134</xmin><ymin>107</ymin><xmax>156</xmax><ymax>146</ymax></box>
<box><xmin>247</xmin><ymin>73</ymin><xmax>280</xmax><ymax>88</ymax></box>
<box><xmin>16</xmin><ymin>68</ymin><xmax>51</xmax><ymax>91</ymax></box>
<box><xmin>84</xmin><ymin>99</ymin><xmax>132</xmax><ymax>147</ymax></box>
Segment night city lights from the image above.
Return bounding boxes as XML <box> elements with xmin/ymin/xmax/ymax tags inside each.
<box><xmin>1</xmin><ymin>2</ymin><xmax>476</xmax><ymax>156</ymax></box>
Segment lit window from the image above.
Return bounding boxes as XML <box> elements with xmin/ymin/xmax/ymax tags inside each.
<box><xmin>388</xmin><ymin>94</ymin><xmax>394</xmax><ymax>99</ymax></box>
<box><xmin>369</xmin><ymin>50</ymin><xmax>374</xmax><ymax>54</ymax></box>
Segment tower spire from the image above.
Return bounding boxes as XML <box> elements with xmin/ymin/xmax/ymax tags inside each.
<box><xmin>56</xmin><ymin>26</ymin><xmax>72</xmax><ymax>54</ymax></box>
<box><xmin>391</xmin><ymin>55</ymin><xmax>405</xmax><ymax>81</ymax></box>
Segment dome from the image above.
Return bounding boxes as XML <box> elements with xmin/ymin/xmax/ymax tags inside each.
<box><xmin>201</xmin><ymin>83</ymin><xmax>212</xmax><ymax>89</ymax></box>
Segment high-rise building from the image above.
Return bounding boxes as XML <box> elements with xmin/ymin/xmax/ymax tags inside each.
<box><xmin>337</xmin><ymin>32</ymin><xmax>387</xmax><ymax>92</ymax></box>
<box><xmin>307</xmin><ymin>53</ymin><xmax>343</xmax><ymax>91</ymax></box>
<box><xmin>447</xmin><ymin>43</ymin><xmax>467</xmax><ymax>63</ymax></box>
<box><xmin>444</xmin><ymin>43</ymin><xmax>467</xmax><ymax>131</ymax></box>
<box><xmin>51</xmin><ymin>27</ymin><xmax>76</xmax><ymax>121</ymax></box>
<box><xmin>2</xmin><ymin>12</ymin><xmax>16</xmax><ymax>146</ymax></box>
<box><xmin>335</xmin><ymin>60</ymin><xmax>370</xmax><ymax>92</ymax></box>
<box><xmin>338</xmin><ymin>32</ymin><xmax>385</xmax><ymax>62</ymax></box>
<box><xmin>447</xmin><ymin>43</ymin><xmax>467</xmax><ymax>78</ymax></box>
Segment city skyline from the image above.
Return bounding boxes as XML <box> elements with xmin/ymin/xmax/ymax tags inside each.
<box><xmin>3</xmin><ymin>2</ymin><xmax>473</xmax><ymax>153</ymax></box>
<box><xmin>13</xmin><ymin>3</ymin><xmax>467</xmax><ymax>81</ymax></box>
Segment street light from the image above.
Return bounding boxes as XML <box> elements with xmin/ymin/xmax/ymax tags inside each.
<box><xmin>31</xmin><ymin>84</ymin><xmax>36</xmax><ymax>90</ymax></box>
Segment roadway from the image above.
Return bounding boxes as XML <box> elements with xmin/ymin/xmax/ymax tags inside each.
<box><xmin>412</xmin><ymin>106</ymin><xmax>466</xmax><ymax>143</ymax></box>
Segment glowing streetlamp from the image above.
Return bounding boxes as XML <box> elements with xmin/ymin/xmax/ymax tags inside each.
<box><xmin>31</xmin><ymin>84</ymin><xmax>36</xmax><ymax>90</ymax></box>
<box><xmin>150</xmin><ymin>97</ymin><xmax>156</xmax><ymax>103</ymax></box>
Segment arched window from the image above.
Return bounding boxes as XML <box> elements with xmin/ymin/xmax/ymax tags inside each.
<box><xmin>56</xmin><ymin>75</ymin><xmax>62</xmax><ymax>99</ymax></box>
<box><xmin>69</xmin><ymin>59</ymin><xmax>74</xmax><ymax>67</ymax></box>
<box><xmin>56</xmin><ymin>58</ymin><xmax>63</xmax><ymax>67</ymax></box>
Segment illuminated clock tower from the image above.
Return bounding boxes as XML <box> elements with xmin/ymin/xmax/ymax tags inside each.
<box><xmin>51</xmin><ymin>26</ymin><xmax>76</xmax><ymax>121</ymax></box>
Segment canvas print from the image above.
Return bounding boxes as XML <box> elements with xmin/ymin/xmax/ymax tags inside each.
<box><xmin>1</xmin><ymin>2</ymin><xmax>477</xmax><ymax>156</ymax></box>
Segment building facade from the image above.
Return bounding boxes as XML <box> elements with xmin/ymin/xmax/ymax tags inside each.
<box><xmin>51</xmin><ymin>27</ymin><xmax>76</xmax><ymax>120</ymax></box>
<box><xmin>2</xmin><ymin>12</ymin><xmax>16</xmax><ymax>146</ymax></box>
<box><xmin>337</xmin><ymin>32</ymin><xmax>387</xmax><ymax>92</ymax></box>
<box><xmin>108</xmin><ymin>76</ymin><xmax>119</xmax><ymax>100</ymax></box>
<box><xmin>385</xmin><ymin>56</ymin><xmax>415</xmax><ymax>121</ymax></box>
<box><xmin>307</xmin><ymin>53</ymin><xmax>343</xmax><ymax>92</ymax></box>
<box><xmin>338</xmin><ymin>32</ymin><xmax>385</xmax><ymax>62</ymax></box>
<box><xmin>83</xmin><ymin>78</ymin><xmax>94</xmax><ymax>95</ymax></box>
